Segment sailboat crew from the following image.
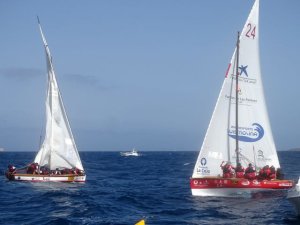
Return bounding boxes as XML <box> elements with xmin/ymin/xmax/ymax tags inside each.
<box><xmin>27</xmin><ymin>163</ymin><xmax>39</xmax><ymax>174</ymax></box>
<box><xmin>244</xmin><ymin>163</ymin><xmax>256</xmax><ymax>179</ymax></box>
<box><xmin>276</xmin><ymin>168</ymin><xmax>284</xmax><ymax>179</ymax></box>
<box><xmin>235</xmin><ymin>163</ymin><xmax>245</xmax><ymax>178</ymax></box>
<box><xmin>269</xmin><ymin>166</ymin><xmax>276</xmax><ymax>179</ymax></box>
<box><xmin>7</xmin><ymin>165</ymin><xmax>16</xmax><ymax>174</ymax></box>
<box><xmin>258</xmin><ymin>165</ymin><xmax>277</xmax><ymax>180</ymax></box>
<box><xmin>220</xmin><ymin>161</ymin><xmax>234</xmax><ymax>178</ymax></box>
<box><xmin>258</xmin><ymin>165</ymin><xmax>271</xmax><ymax>179</ymax></box>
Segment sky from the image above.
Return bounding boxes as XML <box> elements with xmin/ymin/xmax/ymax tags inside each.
<box><xmin>0</xmin><ymin>0</ymin><xmax>299</xmax><ymax>151</ymax></box>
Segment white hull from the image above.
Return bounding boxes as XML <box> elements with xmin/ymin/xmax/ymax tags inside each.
<box><xmin>191</xmin><ymin>188</ymin><xmax>286</xmax><ymax>198</ymax></box>
<box><xmin>287</xmin><ymin>178</ymin><xmax>300</xmax><ymax>215</ymax></box>
<box><xmin>120</xmin><ymin>149</ymin><xmax>140</xmax><ymax>157</ymax></box>
<box><xmin>191</xmin><ymin>188</ymin><xmax>258</xmax><ymax>197</ymax></box>
<box><xmin>10</xmin><ymin>174</ymin><xmax>86</xmax><ymax>182</ymax></box>
<box><xmin>121</xmin><ymin>153</ymin><xmax>139</xmax><ymax>157</ymax></box>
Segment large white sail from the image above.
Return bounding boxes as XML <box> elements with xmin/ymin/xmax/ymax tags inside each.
<box><xmin>34</xmin><ymin>19</ymin><xmax>84</xmax><ymax>171</ymax></box>
<box><xmin>192</xmin><ymin>0</ymin><xmax>279</xmax><ymax>178</ymax></box>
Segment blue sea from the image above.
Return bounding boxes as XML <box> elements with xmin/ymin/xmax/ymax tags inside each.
<box><xmin>0</xmin><ymin>151</ymin><xmax>299</xmax><ymax>225</ymax></box>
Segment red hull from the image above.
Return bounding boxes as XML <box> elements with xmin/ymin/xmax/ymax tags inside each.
<box><xmin>190</xmin><ymin>177</ymin><xmax>294</xmax><ymax>190</ymax></box>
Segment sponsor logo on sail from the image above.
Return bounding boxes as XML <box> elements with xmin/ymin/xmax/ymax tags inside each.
<box><xmin>256</xmin><ymin>150</ymin><xmax>272</xmax><ymax>162</ymax></box>
<box><xmin>226</xmin><ymin>64</ymin><xmax>257</xmax><ymax>84</ymax></box>
<box><xmin>200</xmin><ymin>158</ymin><xmax>207</xmax><ymax>166</ymax></box>
<box><xmin>228</xmin><ymin>123</ymin><xmax>264</xmax><ymax>142</ymax></box>
<box><xmin>225</xmin><ymin>64</ymin><xmax>249</xmax><ymax>78</ymax></box>
<box><xmin>225</xmin><ymin>95</ymin><xmax>258</xmax><ymax>105</ymax></box>
<box><xmin>257</xmin><ymin>150</ymin><xmax>264</xmax><ymax>159</ymax></box>
<box><xmin>197</xmin><ymin>157</ymin><xmax>210</xmax><ymax>175</ymax></box>
<box><xmin>239</xmin><ymin>65</ymin><xmax>248</xmax><ymax>77</ymax></box>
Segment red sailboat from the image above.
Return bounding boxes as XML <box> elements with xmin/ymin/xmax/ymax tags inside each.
<box><xmin>190</xmin><ymin>0</ymin><xmax>293</xmax><ymax>197</ymax></box>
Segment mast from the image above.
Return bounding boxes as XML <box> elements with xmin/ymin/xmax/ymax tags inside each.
<box><xmin>235</xmin><ymin>32</ymin><xmax>240</xmax><ymax>165</ymax></box>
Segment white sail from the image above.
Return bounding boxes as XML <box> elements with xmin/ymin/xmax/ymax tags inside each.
<box><xmin>34</xmin><ymin>19</ymin><xmax>84</xmax><ymax>171</ymax></box>
<box><xmin>192</xmin><ymin>0</ymin><xmax>279</xmax><ymax>178</ymax></box>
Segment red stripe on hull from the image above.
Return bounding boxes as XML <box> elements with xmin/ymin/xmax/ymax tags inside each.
<box><xmin>190</xmin><ymin>177</ymin><xmax>294</xmax><ymax>190</ymax></box>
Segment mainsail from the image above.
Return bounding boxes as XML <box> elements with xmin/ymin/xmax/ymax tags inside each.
<box><xmin>192</xmin><ymin>0</ymin><xmax>279</xmax><ymax>178</ymax></box>
<box><xmin>34</xmin><ymin>19</ymin><xmax>84</xmax><ymax>171</ymax></box>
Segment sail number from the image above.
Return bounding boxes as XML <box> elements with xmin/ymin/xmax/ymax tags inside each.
<box><xmin>246</xmin><ymin>23</ymin><xmax>256</xmax><ymax>39</ymax></box>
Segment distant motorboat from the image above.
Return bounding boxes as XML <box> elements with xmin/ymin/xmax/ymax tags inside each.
<box><xmin>120</xmin><ymin>149</ymin><xmax>140</xmax><ymax>157</ymax></box>
<box><xmin>287</xmin><ymin>177</ymin><xmax>300</xmax><ymax>216</ymax></box>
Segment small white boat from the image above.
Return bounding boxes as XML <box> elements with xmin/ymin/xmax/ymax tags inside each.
<box><xmin>287</xmin><ymin>177</ymin><xmax>300</xmax><ymax>216</ymax></box>
<box><xmin>120</xmin><ymin>148</ymin><xmax>140</xmax><ymax>157</ymax></box>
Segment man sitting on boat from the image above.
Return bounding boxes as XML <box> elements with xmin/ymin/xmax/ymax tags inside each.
<box><xmin>257</xmin><ymin>165</ymin><xmax>281</xmax><ymax>180</ymax></box>
<box><xmin>276</xmin><ymin>168</ymin><xmax>284</xmax><ymax>179</ymax></box>
<box><xmin>72</xmin><ymin>167</ymin><xmax>85</xmax><ymax>176</ymax></box>
<box><xmin>269</xmin><ymin>166</ymin><xmax>276</xmax><ymax>179</ymax></box>
<box><xmin>244</xmin><ymin>163</ymin><xmax>256</xmax><ymax>180</ymax></box>
<box><xmin>258</xmin><ymin>165</ymin><xmax>271</xmax><ymax>179</ymax></box>
<box><xmin>27</xmin><ymin>163</ymin><xmax>39</xmax><ymax>174</ymax></box>
<box><xmin>5</xmin><ymin>165</ymin><xmax>17</xmax><ymax>180</ymax></box>
<box><xmin>235</xmin><ymin>163</ymin><xmax>245</xmax><ymax>178</ymax></box>
<box><xmin>7</xmin><ymin>165</ymin><xmax>16</xmax><ymax>174</ymax></box>
<box><xmin>54</xmin><ymin>168</ymin><xmax>61</xmax><ymax>175</ymax></box>
<box><xmin>23</xmin><ymin>164</ymin><xmax>85</xmax><ymax>176</ymax></box>
<box><xmin>220</xmin><ymin>161</ymin><xmax>235</xmax><ymax>178</ymax></box>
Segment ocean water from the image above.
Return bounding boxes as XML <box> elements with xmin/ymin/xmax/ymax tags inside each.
<box><xmin>0</xmin><ymin>151</ymin><xmax>299</xmax><ymax>225</ymax></box>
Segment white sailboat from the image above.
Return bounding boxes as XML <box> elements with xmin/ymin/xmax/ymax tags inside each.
<box><xmin>287</xmin><ymin>177</ymin><xmax>300</xmax><ymax>216</ymax></box>
<box><xmin>5</xmin><ymin>18</ymin><xmax>86</xmax><ymax>182</ymax></box>
<box><xmin>120</xmin><ymin>148</ymin><xmax>140</xmax><ymax>157</ymax></box>
<box><xmin>190</xmin><ymin>0</ymin><xmax>293</xmax><ymax>196</ymax></box>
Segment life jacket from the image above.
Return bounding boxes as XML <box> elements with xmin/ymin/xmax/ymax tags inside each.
<box><xmin>269</xmin><ymin>173</ymin><xmax>276</xmax><ymax>179</ymax></box>
<box><xmin>235</xmin><ymin>166</ymin><xmax>244</xmax><ymax>172</ymax></box>
<box><xmin>235</xmin><ymin>164</ymin><xmax>244</xmax><ymax>178</ymax></box>
<box><xmin>259</xmin><ymin>167</ymin><xmax>270</xmax><ymax>179</ymax></box>
<box><xmin>26</xmin><ymin>164</ymin><xmax>35</xmax><ymax>174</ymax></box>
<box><xmin>8</xmin><ymin>165</ymin><xmax>16</xmax><ymax>173</ymax></box>
<box><xmin>236</xmin><ymin>171</ymin><xmax>244</xmax><ymax>178</ymax></box>
<box><xmin>245</xmin><ymin>167</ymin><xmax>255</xmax><ymax>173</ymax></box>
<box><xmin>220</xmin><ymin>162</ymin><xmax>234</xmax><ymax>178</ymax></box>
<box><xmin>223</xmin><ymin>164</ymin><xmax>233</xmax><ymax>173</ymax></box>
<box><xmin>264</xmin><ymin>168</ymin><xmax>271</xmax><ymax>176</ymax></box>
<box><xmin>258</xmin><ymin>168</ymin><xmax>264</xmax><ymax>178</ymax></box>
<box><xmin>244</xmin><ymin>172</ymin><xmax>256</xmax><ymax>179</ymax></box>
<box><xmin>276</xmin><ymin>169</ymin><xmax>284</xmax><ymax>180</ymax></box>
<box><xmin>268</xmin><ymin>167</ymin><xmax>276</xmax><ymax>179</ymax></box>
<box><xmin>223</xmin><ymin>172</ymin><xmax>233</xmax><ymax>178</ymax></box>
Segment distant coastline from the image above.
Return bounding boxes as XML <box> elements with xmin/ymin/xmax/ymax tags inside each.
<box><xmin>285</xmin><ymin>148</ymin><xmax>300</xmax><ymax>152</ymax></box>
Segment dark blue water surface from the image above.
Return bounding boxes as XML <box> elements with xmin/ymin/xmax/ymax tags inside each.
<box><xmin>0</xmin><ymin>151</ymin><xmax>299</xmax><ymax>225</ymax></box>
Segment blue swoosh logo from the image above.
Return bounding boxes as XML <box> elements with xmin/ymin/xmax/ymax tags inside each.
<box><xmin>228</xmin><ymin>123</ymin><xmax>264</xmax><ymax>142</ymax></box>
